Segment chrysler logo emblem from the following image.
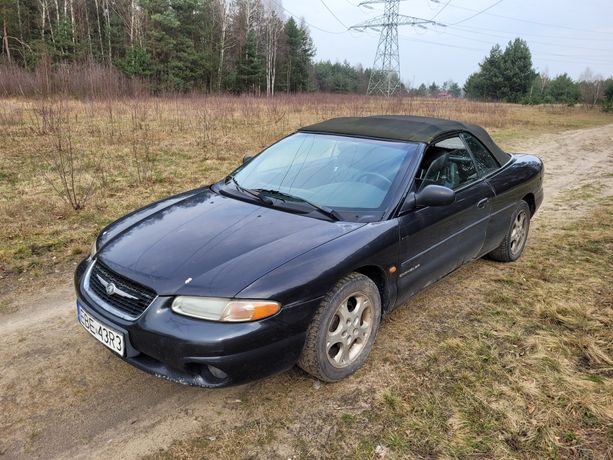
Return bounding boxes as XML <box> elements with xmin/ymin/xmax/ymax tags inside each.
<box><xmin>95</xmin><ymin>274</ymin><xmax>139</xmax><ymax>300</ymax></box>
<box><xmin>106</xmin><ymin>282</ymin><xmax>117</xmax><ymax>296</ymax></box>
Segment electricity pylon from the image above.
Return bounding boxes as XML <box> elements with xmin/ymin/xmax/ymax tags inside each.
<box><xmin>350</xmin><ymin>0</ymin><xmax>444</xmax><ymax>96</ymax></box>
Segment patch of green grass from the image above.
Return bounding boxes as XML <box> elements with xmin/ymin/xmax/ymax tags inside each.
<box><xmin>493</xmin><ymin>276</ymin><xmax>519</xmax><ymax>286</ymax></box>
<box><xmin>385</xmin><ymin>431</ymin><xmax>411</xmax><ymax>453</ymax></box>
<box><xmin>584</xmin><ymin>374</ymin><xmax>604</xmax><ymax>384</ymax></box>
<box><xmin>355</xmin><ymin>439</ymin><xmax>376</xmax><ymax>458</ymax></box>
<box><xmin>0</xmin><ymin>299</ymin><xmax>18</xmax><ymax>314</ymax></box>
<box><xmin>382</xmin><ymin>389</ymin><xmax>402</xmax><ymax>411</ymax></box>
<box><xmin>541</xmin><ymin>356</ymin><xmax>562</xmax><ymax>372</ymax></box>
<box><xmin>579</xmin><ymin>238</ymin><xmax>609</xmax><ymax>254</ymax></box>
<box><xmin>0</xmin><ymin>169</ymin><xmax>17</xmax><ymax>185</ymax></box>
<box><xmin>562</xmin><ymin>431</ymin><xmax>579</xmax><ymax>443</ymax></box>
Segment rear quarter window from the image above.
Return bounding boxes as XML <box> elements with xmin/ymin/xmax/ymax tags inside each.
<box><xmin>462</xmin><ymin>133</ymin><xmax>500</xmax><ymax>176</ymax></box>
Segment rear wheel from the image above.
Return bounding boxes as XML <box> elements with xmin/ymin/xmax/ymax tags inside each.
<box><xmin>298</xmin><ymin>273</ymin><xmax>381</xmax><ymax>382</ymax></box>
<box><xmin>488</xmin><ymin>201</ymin><xmax>531</xmax><ymax>262</ymax></box>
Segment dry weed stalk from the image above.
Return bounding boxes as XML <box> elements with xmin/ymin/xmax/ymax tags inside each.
<box><xmin>197</xmin><ymin>105</ymin><xmax>212</xmax><ymax>148</ymax></box>
<box><xmin>129</xmin><ymin>100</ymin><xmax>155</xmax><ymax>184</ymax></box>
<box><xmin>39</xmin><ymin>102</ymin><xmax>103</xmax><ymax>210</ymax></box>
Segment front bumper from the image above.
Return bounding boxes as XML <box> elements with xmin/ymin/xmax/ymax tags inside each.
<box><xmin>74</xmin><ymin>259</ymin><xmax>319</xmax><ymax>387</ymax></box>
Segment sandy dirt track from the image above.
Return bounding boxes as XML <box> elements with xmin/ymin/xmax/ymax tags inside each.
<box><xmin>1</xmin><ymin>124</ymin><xmax>612</xmax><ymax>459</ymax></box>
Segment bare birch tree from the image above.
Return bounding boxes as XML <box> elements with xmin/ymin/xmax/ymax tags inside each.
<box><xmin>93</xmin><ymin>0</ymin><xmax>104</xmax><ymax>58</ymax></box>
<box><xmin>264</xmin><ymin>10</ymin><xmax>282</xmax><ymax>97</ymax></box>
<box><xmin>103</xmin><ymin>0</ymin><xmax>112</xmax><ymax>61</ymax></box>
<box><xmin>216</xmin><ymin>0</ymin><xmax>231</xmax><ymax>91</ymax></box>
<box><xmin>69</xmin><ymin>0</ymin><xmax>75</xmax><ymax>44</ymax></box>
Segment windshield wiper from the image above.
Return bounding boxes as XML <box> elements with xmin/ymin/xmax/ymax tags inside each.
<box><xmin>227</xmin><ymin>176</ymin><xmax>273</xmax><ymax>205</ymax></box>
<box><xmin>255</xmin><ymin>189</ymin><xmax>342</xmax><ymax>221</ymax></box>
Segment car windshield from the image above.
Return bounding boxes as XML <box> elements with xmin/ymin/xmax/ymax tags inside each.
<box><xmin>231</xmin><ymin>133</ymin><xmax>418</xmax><ymax>211</ymax></box>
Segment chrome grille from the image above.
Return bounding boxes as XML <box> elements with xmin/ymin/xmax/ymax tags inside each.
<box><xmin>88</xmin><ymin>262</ymin><xmax>156</xmax><ymax>318</ymax></box>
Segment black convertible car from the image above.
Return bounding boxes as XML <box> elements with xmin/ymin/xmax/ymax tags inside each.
<box><xmin>75</xmin><ymin>115</ymin><xmax>543</xmax><ymax>387</ymax></box>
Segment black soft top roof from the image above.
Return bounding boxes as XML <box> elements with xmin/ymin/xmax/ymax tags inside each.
<box><xmin>299</xmin><ymin>115</ymin><xmax>511</xmax><ymax>165</ymax></box>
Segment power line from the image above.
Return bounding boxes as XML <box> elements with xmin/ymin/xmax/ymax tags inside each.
<box><xmin>449</xmin><ymin>0</ymin><xmax>504</xmax><ymax>26</ymax></box>
<box><xmin>404</xmin><ymin>36</ymin><xmax>483</xmax><ymax>52</ymax></box>
<box><xmin>391</xmin><ymin>30</ymin><xmax>612</xmax><ymax>66</ymax></box>
<box><xmin>278</xmin><ymin>0</ymin><xmax>611</xmax><ymax>77</ymax></box>
<box><xmin>451</xmin><ymin>24</ymin><xmax>613</xmax><ymax>44</ymax></box>
<box><xmin>270</xmin><ymin>0</ymin><xmax>347</xmax><ymax>35</ymax></box>
<box><xmin>429</xmin><ymin>0</ymin><xmax>451</xmax><ymax>21</ymax></box>
<box><xmin>426</xmin><ymin>0</ymin><xmax>438</xmax><ymax>11</ymax></box>
<box><xmin>319</xmin><ymin>0</ymin><xmax>349</xmax><ymax>29</ymax></box>
<box><xmin>528</xmin><ymin>56</ymin><xmax>613</xmax><ymax>67</ymax></box>
<box><xmin>442</xmin><ymin>26</ymin><xmax>613</xmax><ymax>54</ymax></box>
<box><xmin>343</xmin><ymin>0</ymin><xmax>371</xmax><ymax>14</ymax></box>
<box><xmin>446</xmin><ymin>2</ymin><xmax>613</xmax><ymax>35</ymax></box>
<box><xmin>391</xmin><ymin>31</ymin><xmax>485</xmax><ymax>52</ymax></box>
<box><xmin>350</xmin><ymin>0</ymin><xmax>446</xmax><ymax>96</ymax></box>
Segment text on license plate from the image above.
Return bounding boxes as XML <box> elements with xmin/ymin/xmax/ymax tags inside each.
<box><xmin>78</xmin><ymin>302</ymin><xmax>125</xmax><ymax>356</ymax></box>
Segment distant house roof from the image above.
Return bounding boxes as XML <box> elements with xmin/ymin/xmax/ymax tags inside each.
<box><xmin>299</xmin><ymin>115</ymin><xmax>510</xmax><ymax>165</ymax></box>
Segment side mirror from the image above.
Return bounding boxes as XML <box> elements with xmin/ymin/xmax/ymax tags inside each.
<box><xmin>416</xmin><ymin>185</ymin><xmax>456</xmax><ymax>207</ymax></box>
<box><xmin>243</xmin><ymin>155</ymin><xmax>254</xmax><ymax>165</ymax></box>
<box><xmin>400</xmin><ymin>185</ymin><xmax>455</xmax><ymax>214</ymax></box>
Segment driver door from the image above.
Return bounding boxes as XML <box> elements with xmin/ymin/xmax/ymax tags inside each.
<box><xmin>396</xmin><ymin>136</ymin><xmax>494</xmax><ymax>302</ymax></box>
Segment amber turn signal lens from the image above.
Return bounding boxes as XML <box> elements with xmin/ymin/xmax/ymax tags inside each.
<box><xmin>171</xmin><ymin>297</ymin><xmax>281</xmax><ymax>322</ymax></box>
<box><xmin>222</xmin><ymin>301</ymin><xmax>281</xmax><ymax>322</ymax></box>
<box><xmin>251</xmin><ymin>303</ymin><xmax>281</xmax><ymax>320</ymax></box>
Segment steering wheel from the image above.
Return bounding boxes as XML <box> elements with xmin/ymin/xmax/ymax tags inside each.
<box><xmin>357</xmin><ymin>172</ymin><xmax>392</xmax><ymax>190</ymax></box>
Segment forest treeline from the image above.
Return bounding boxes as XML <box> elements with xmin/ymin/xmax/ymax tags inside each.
<box><xmin>0</xmin><ymin>0</ymin><xmax>389</xmax><ymax>95</ymax></box>
<box><xmin>463</xmin><ymin>39</ymin><xmax>613</xmax><ymax>109</ymax></box>
<box><xmin>1</xmin><ymin>0</ymin><xmax>612</xmax><ymax>108</ymax></box>
<box><xmin>0</xmin><ymin>0</ymin><xmax>406</xmax><ymax>96</ymax></box>
<box><xmin>0</xmin><ymin>0</ymin><xmax>319</xmax><ymax>94</ymax></box>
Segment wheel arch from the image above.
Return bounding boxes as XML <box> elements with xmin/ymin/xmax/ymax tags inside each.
<box><xmin>354</xmin><ymin>265</ymin><xmax>393</xmax><ymax>313</ymax></box>
<box><xmin>522</xmin><ymin>193</ymin><xmax>536</xmax><ymax>216</ymax></box>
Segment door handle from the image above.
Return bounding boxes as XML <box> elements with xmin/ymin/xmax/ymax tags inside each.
<box><xmin>477</xmin><ymin>198</ymin><xmax>489</xmax><ymax>209</ymax></box>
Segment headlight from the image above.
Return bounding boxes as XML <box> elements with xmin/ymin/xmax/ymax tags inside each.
<box><xmin>90</xmin><ymin>239</ymin><xmax>98</xmax><ymax>259</ymax></box>
<box><xmin>171</xmin><ymin>297</ymin><xmax>280</xmax><ymax>322</ymax></box>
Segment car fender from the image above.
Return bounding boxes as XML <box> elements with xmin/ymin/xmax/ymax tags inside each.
<box><xmin>236</xmin><ymin>220</ymin><xmax>400</xmax><ymax>311</ymax></box>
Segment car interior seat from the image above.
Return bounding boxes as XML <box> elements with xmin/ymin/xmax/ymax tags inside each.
<box><xmin>419</xmin><ymin>151</ymin><xmax>448</xmax><ymax>191</ymax></box>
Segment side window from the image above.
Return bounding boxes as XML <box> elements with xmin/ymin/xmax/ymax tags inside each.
<box><xmin>462</xmin><ymin>133</ymin><xmax>500</xmax><ymax>176</ymax></box>
<box><xmin>416</xmin><ymin>137</ymin><xmax>479</xmax><ymax>192</ymax></box>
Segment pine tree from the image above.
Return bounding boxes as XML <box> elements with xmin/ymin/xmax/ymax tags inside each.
<box><xmin>546</xmin><ymin>73</ymin><xmax>580</xmax><ymax>105</ymax></box>
<box><xmin>283</xmin><ymin>17</ymin><xmax>300</xmax><ymax>93</ymax></box>
<box><xmin>464</xmin><ymin>39</ymin><xmax>535</xmax><ymax>102</ymax></box>
<box><xmin>236</xmin><ymin>29</ymin><xmax>263</xmax><ymax>94</ymax></box>
<box><xmin>499</xmin><ymin>38</ymin><xmax>536</xmax><ymax>102</ymax></box>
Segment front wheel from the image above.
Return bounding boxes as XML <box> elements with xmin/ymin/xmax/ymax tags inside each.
<box><xmin>488</xmin><ymin>200</ymin><xmax>531</xmax><ymax>262</ymax></box>
<box><xmin>298</xmin><ymin>273</ymin><xmax>381</xmax><ymax>382</ymax></box>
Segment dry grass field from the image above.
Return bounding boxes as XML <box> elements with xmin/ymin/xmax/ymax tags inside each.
<box><xmin>0</xmin><ymin>95</ymin><xmax>612</xmax><ymax>459</ymax></box>
<box><xmin>0</xmin><ymin>95</ymin><xmax>611</xmax><ymax>303</ymax></box>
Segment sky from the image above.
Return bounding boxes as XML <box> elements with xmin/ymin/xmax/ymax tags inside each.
<box><xmin>281</xmin><ymin>0</ymin><xmax>613</xmax><ymax>87</ymax></box>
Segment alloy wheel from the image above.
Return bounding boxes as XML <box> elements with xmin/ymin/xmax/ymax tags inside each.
<box><xmin>325</xmin><ymin>292</ymin><xmax>375</xmax><ymax>368</ymax></box>
<box><xmin>510</xmin><ymin>210</ymin><xmax>529</xmax><ymax>256</ymax></box>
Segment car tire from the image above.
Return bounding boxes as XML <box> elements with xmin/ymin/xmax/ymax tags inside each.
<box><xmin>298</xmin><ymin>273</ymin><xmax>381</xmax><ymax>382</ymax></box>
<box><xmin>488</xmin><ymin>200</ymin><xmax>531</xmax><ymax>262</ymax></box>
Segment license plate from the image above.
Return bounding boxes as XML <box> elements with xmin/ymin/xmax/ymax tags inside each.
<box><xmin>78</xmin><ymin>302</ymin><xmax>125</xmax><ymax>356</ymax></box>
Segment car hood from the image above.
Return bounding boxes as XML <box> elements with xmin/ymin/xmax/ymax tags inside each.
<box><xmin>97</xmin><ymin>188</ymin><xmax>365</xmax><ymax>297</ymax></box>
